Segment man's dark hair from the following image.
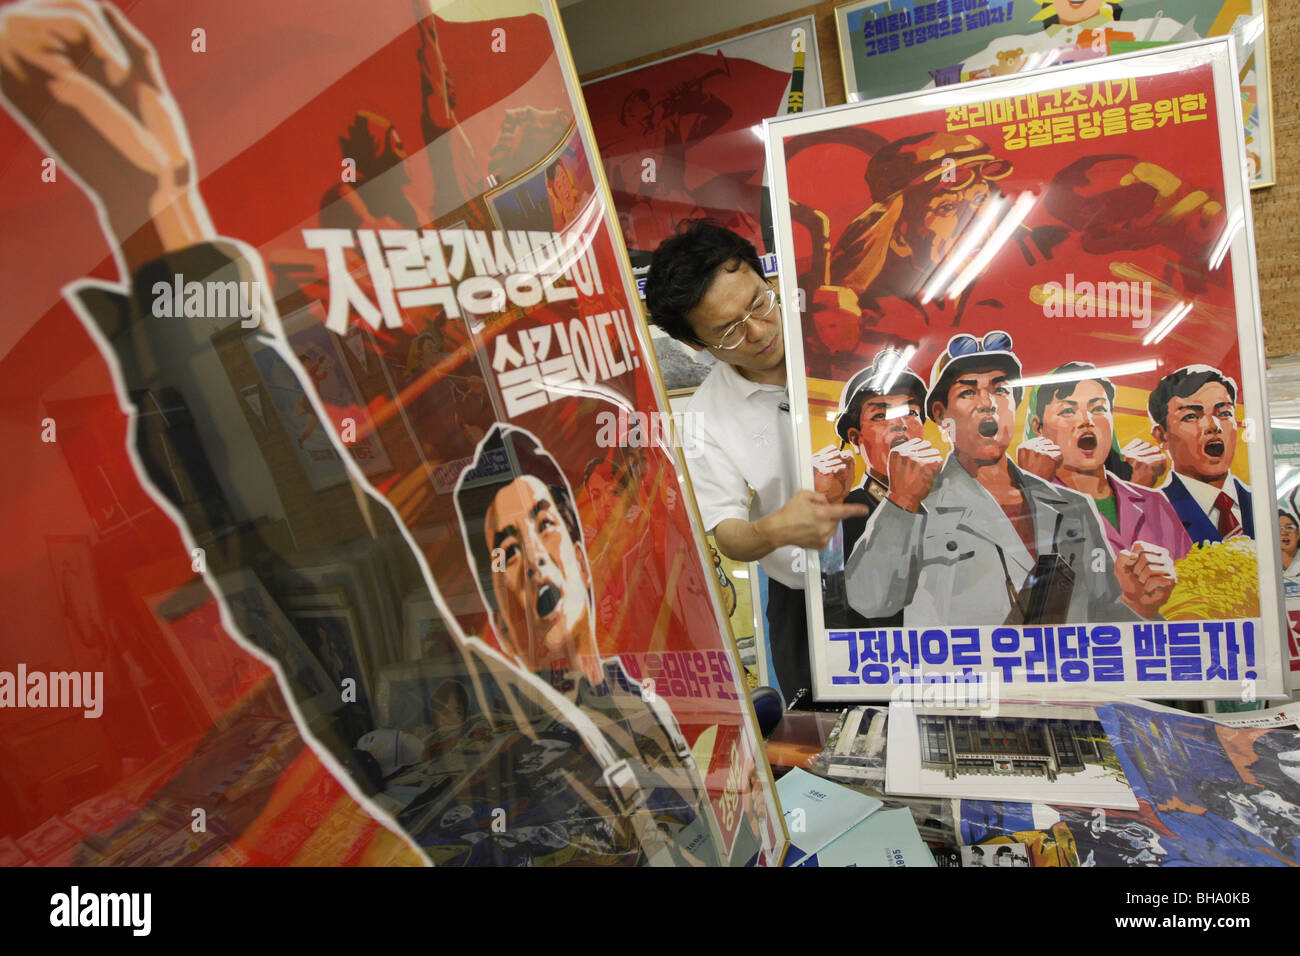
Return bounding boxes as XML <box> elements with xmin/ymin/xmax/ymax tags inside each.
<box><xmin>1147</xmin><ymin>365</ymin><xmax>1238</xmax><ymax>430</ymax></box>
<box><xmin>454</xmin><ymin>424</ymin><xmax>584</xmax><ymax>613</ymax></box>
<box><xmin>644</xmin><ymin>219</ymin><xmax>763</xmax><ymax>347</ymax></box>
<box><xmin>1031</xmin><ymin>362</ymin><xmax>1131</xmax><ymax>480</ymax></box>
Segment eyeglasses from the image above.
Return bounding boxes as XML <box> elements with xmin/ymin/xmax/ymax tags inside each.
<box><xmin>709</xmin><ymin>288</ymin><xmax>779</xmax><ymax>350</ymax></box>
<box><xmin>945</xmin><ymin>330</ymin><xmax>1013</xmax><ymax>358</ymax></box>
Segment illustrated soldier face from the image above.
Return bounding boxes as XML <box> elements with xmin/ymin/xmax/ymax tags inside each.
<box><xmin>901</xmin><ymin>176</ymin><xmax>992</xmax><ymax>271</ymax></box>
<box><xmin>1035</xmin><ymin>379</ymin><xmax>1113</xmax><ymax>474</ymax></box>
<box><xmin>936</xmin><ymin>366</ymin><xmax>1017</xmax><ymax>463</ymax></box>
<box><xmin>847</xmin><ymin>391</ymin><xmax>924</xmax><ymax>480</ymax></box>
<box><xmin>1154</xmin><ymin>381</ymin><xmax>1237</xmax><ymax>484</ymax></box>
<box><xmin>484</xmin><ymin>476</ymin><xmax>592</xmax><ymax>671</ymax></box>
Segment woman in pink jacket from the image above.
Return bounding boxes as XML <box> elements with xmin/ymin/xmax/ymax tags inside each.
<box><xmin>1019</xmin><ymin>363</ymin><xmax>1194</xmax><ymax>563</ymax></box>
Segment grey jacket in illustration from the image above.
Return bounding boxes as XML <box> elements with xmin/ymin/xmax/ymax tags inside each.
<box><xmin>845</xmin><ymin>455</ymin><xmax>1141</xmax><ymax>625</ymax></box>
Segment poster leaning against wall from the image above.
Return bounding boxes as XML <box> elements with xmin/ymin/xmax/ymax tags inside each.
<box><xmin>764</xmin><ymin>39</ymin><xmax>1283</xmax><ymax>702</ymax></box>
<box><xmin>0</xmin><ymin>0</ymin><xmax>784</xmax><ymax>866</ymax></box>
<box><xmin>834</xmin><ymin>0</ymin><xmax>1275</xmax><ymax>188</ymax></box>
<box><xmin>581</xmin><ymin>15</ymin><xmax>826</xmax><ymax>285</ymax></box>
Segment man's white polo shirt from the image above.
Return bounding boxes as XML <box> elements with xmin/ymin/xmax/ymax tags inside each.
<box><xmin>683</xmin><ymin>359</ymin><xmax>804</xmax><ymax>589</ymax></box>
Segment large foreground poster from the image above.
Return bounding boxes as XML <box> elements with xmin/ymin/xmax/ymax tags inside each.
<box><xmin>0</xmin><ymin>0</ymin><xmax>783</xmax><ymax>865</ymax></box>
<box><xmin>764</xmin><ymin>40</ymin><xmax>1283</xmax><ymax>701</ymax></box>
<box><xmin>835</xmin><ymin>0</ymin><xmax>1275</xmax><ymax>188</ymax></box>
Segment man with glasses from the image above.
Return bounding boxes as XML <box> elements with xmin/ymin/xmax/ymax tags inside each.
<box><xmin>844</xmin><ymin>331</ymin><xmax>1168</xmax><ymax>624</ymax></box>
<box><xmin>645</xmin><ymin>220</ymin><xmax>868</xmax><ymax>704</ymax></box>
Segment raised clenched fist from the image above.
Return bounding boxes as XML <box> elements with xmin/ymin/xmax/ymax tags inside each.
<box><xmin>1121</xmin><ymin>438</ymin><xmax>1168</xmax><ymax>488</ymax></box>
<box><xmin>886</xmin><ymin>437</ymin><xmax>942</xmax><ymax>513</ymax></box>
<box><xmin>0</xmin><ymin>0</ymin><xmax>209</xmax><ymax>270</ymax></box>
<box><xmin>811</xmin><ymin>443</ymin><xmax>853</xmax><ymax>505</ymax></box>
<box><xmin>1017</xmin><ymin>435</ymin><xmax>1063</xmax><ymax>482</ymax></box>
<box><xmin>1115</xmin><ymin>541</ymin><xmax>1177</xmax><ymax>619</ymax></box>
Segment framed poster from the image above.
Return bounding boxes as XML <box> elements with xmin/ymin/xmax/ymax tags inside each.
<box><xmin>764</xmin><ymin>39</ymin><xmax>1283</xmax><ymax>701</ymax></box>
<box><xmin>0</xmin><ymin>0</ymin><xmax>783</xmax><ymax>865</ymax></box>
<box><xmin>581</xmin><ymin>15</ymin><xmax>825</xmax><ymax>278</ymax></box>
<box><xmin>835</xmin><ymin>0</ymin><xmax>1276</xmax><ymax>188</ymax></box>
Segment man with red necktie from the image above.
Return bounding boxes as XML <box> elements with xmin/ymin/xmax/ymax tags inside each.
<box><xmin>1148</xmin><ymin>365</ymin><xmax>1255</xmax><ymax>545</ymax></box>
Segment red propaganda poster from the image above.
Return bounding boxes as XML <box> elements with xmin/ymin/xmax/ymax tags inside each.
<box><xmin>0</xmin><ymin>0</ymin><xmax>784</xmax><ymax>866</ymax></box>
<box><xmin>581</xmin><ymin>16</ymin><xmax>826</xmax><ymax>282</ymax></box>
<box><xmin>764</xmin><ymin>40</ymin><xmax>1284</xmax><ymax>701</ymax></box>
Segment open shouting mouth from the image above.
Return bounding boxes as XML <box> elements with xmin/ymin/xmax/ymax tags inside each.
<box><xmin>977</xmin><ymin>418</ymin><xmax>999</xmax><ymax>438</ymax></box>
<box><xmin>1205</xmin><ymin>439</ymin><xmax>1226</xmax><ymax>458</ymax></box>
<box><xmin>889</xmin><ymin>433</ymin><xmax>911</xmax><ymax>448</ymax></box>
<box><xmin>535</xmin><ymin>582</ymin><xmax>561</xmax><ymax>618</ymax></box>
<box><xmin>1077</xmin><ymin>432</ymin><xmax>1098</xmax><ymax>452</ymax></box>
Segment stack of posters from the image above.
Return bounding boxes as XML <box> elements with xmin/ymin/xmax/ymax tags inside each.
<box><xmin>811</xmin><ymin>704</ymin><xmax>889</xmax><ymax>784</ymax></box>
<box><xmin>957</xmin><ymin>700</ymin><xmax>1300</xmax><ymax>866</ymax></box>
<box><xmin>808</xmin><ymin>706</ymin><xmax>958</xmax><ymax>845</ymax></box>
<box><xmin>886</xmin><ymin>701</ymin><xmax>1139</xmax><ymax>809</ymax></box>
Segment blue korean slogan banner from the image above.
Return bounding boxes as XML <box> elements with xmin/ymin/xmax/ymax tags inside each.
<box><xmin>828</xmin><ymin>622</ymin><xmax>1259</xmax><ymax>690</ymax></box>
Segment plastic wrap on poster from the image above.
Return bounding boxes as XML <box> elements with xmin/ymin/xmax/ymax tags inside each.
<box><xmin>834</xmin><ymin>0</ymin><xmax>1275</xmax><ymax>189</ymax></box>
<box><xmin>764</xmin><ymin>39</ymin><xmax>1284</xmax><ymax>701</ymax></box>
<box><xmin>581</xmin><ymin>15</ymin><xmax>826</xmax><ymax>282</ymax></box>
<box><xmin>0</xmin><ymin>0</ymin><xmax>785</xmax><ymax>866</ymax></box>
<box><xmin>1267</xmin><ymin>356</ymin><xmax>1300</xmax><ymax>692</ymax></box>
